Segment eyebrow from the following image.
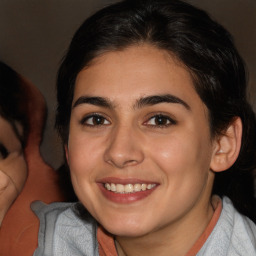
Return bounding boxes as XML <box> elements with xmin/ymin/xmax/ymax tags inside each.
<box><xmin>73</xmin><ymin>96</ymin><xmax>113</xmax><ymax>109</ymax></box>
<box><xmin>135</xmin><ymin>94</ymin><xmax>190</xmax><ymax>110</ymax></box>
<box><xmin>73</xmin><ymin>94</ymin><xmax>190</xmax><ymax>110</ymax></box>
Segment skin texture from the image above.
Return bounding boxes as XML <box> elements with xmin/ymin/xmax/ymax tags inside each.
<box><xmin>0</xmin><ymin>116</ymin><xmax>27</xmax><ymax>225</ymax></box>
<box><xmin>66</xmin><ymin>45</ymin><xmax>242</xmax><ymax>256</ymax></box>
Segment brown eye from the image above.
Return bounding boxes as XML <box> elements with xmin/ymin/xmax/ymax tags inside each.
<box><xmin>145</xmin><ymin>114</ymin><xmax>176</xmax><ymax>127</ymax></box>
<box><xmin>81</xmin><ymin>114</ymin><xmax>110</xmax><ymax>126</ymax></box>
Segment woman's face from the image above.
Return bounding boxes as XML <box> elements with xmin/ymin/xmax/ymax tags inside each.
<box><xmin>0</xmin><ymin>116</ymin><xmax>27</xmax><ymax>224</ymax></box>
<box><xmin>67</xmin><ymin>45</ymin><xmax>218</xmax><ymax>237</ymax></box>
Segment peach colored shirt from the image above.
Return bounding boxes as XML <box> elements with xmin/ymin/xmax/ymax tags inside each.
<box><xmin>97</xmin><ymin>197</ymin><xmax>222</xmax><ymax>256</ymax></box>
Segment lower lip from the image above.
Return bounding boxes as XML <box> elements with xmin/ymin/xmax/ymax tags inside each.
<box><xmin>98</xmin><ymin>184</ymin><xmax>158</xmax><ymax>204</ymax></box>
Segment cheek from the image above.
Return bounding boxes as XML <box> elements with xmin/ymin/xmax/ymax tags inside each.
<box><xmin>147</xmin><ymin>131</ymin><xmax>212</xmax><ymax>179</ymax></box>
<box><xmin>148</xmin><ymin>135</ymin><xmax>193</xmax><ymax>166</ymax></box>
<box><xmin>67</xmin><ymin>133</ymin><xmax>104</xmax><ymax>180</ymax></box>
<box><xmin>67</xmin><ymin>134</ymin><xmax>108</xmax><ymax>214</ymax></box>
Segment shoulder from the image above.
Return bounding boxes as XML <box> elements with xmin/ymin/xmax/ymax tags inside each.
<box><xmin>32</xmin><ymin>201</ymin><xmax>99</xmax><ymax>256</ymax></box>
<box><xmin>221</xmin><ymin>197</ymin><xmax>256</xmax><ymax>242</ymax></box>
<box><xmin>198</xmin><ymin>196</ymin><xmax>256</xmax><ymax>256</ymax></box>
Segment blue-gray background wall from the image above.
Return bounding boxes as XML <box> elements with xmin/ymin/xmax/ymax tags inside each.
<box><xmin>0</xmin><ymin>0</ymin><xmax>255</xmax><ymax>169</ymax></box>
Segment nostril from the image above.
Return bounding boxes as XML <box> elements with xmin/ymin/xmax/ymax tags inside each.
<box><xmin>123</xmin><ymin>159</ymin><xmax>138</xmax><ymax>166</ymax></box>
<box><xmin>106</xmin><ymin>158</ymin><xmax>139</xmax><ymax>168</ymax></box>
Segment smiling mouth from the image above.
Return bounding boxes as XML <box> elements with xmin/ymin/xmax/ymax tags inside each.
<box><xmin>104</xmin><ymin>183</ymin><xmax>157</xmax><ymax>194</ymax></box>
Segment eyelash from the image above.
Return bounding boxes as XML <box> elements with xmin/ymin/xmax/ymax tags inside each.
<box><xmin>80</xmin><ymin>113</ymin><xmax>176</xmax><ymax>128</ymax></box>
<box><xmin>144</xmin><ymin>114</ymin><xmax>176</xmax><ymax>128</ymax></box>
<box><xmin>80</xmin><ymin>113</ymin><xmax>110</xmax><ymax>127</ymax></box>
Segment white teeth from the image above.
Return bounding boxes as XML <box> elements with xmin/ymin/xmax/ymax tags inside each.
<box><xmin>147</xmin><ymin>184</ymin><xmax>152</xmax><ymax>189</ymax></box>
<box><xmin>106</xmin><ymin>183</ymin><xmax>111</xmax><ymax>190</ymax></box>
<box><xmin>116</xmin><ymin>184</ymin><xmax>124</xmax><ymax>193</ymax></box>
<box><xmin>110</xmin><ymin>183</ymin><xmax>116</xmax><ymax>192</ymax></box>
<box><xmin>104</xmin><ymin>183</ymin><xmax>156</xmax><ymax>194</ymax></box>
<box><xmin>124</xmin><ymin>184</ymin><xmax>133</xmax><ymax>193</ymax></box>
<box><xmin>134</xmin><ymin>184</ymin><xmax>141</xmax><ymax>192</ymax></box>
<box><xmin>141</xmin><ymin>184</ymin><xmax>147</xmax><ymax>191</ymax></box>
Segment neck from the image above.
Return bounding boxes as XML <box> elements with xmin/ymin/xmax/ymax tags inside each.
<box><xmin>115</xmin><ymin>199</ymin><xmax>214</xmax><ymax>256</ymax></box>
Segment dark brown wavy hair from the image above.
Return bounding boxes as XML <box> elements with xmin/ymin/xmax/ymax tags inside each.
<box><xmin>55</xmin><ymin>0</ymin><xmax>256</xmax><ymax>221</ymax></box>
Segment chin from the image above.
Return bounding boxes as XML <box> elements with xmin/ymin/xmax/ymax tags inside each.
<box><xmin>101</xmin><ymin>217</ymin><xmax>152</xmax><ymax>238</ymax></box>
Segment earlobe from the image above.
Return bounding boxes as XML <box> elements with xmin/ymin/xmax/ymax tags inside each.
<box><xmin>210</xmin><ymin>117</ymin><xmax>242</xmax><ymax>173</ymax></box>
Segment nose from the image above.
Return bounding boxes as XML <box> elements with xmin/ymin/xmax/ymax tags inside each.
<box><xmin>103</xmin><ymin>125</ymin><xmax>144</xmax><ymax>168</ymax></box>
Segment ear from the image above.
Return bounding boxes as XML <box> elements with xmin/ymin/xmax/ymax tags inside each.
<box><xmin>210</xmin><ymin>117</ymin><xmax>242</xmax><ymax>173</ymax></box>
<box><xmin>64</xmin><ymin>144</ymin><xmax>69</xmax><ymax>165</ymax></box>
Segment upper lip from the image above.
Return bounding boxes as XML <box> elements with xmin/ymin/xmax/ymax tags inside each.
<box><xmin>97</xmin><ymin>177</ymin><xmax>159</xmax><ymax>185</ymax></box>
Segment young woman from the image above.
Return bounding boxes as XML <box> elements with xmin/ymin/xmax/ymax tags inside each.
<box><xmin>33</xmin><ymin>0</ymin><xmax>256</xmax><ymax>255</ymax></box>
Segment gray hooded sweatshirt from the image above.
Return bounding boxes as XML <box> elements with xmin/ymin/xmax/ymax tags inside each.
<box><xmin>32</xmin><ymin>197</ymin><xmax>256</xmax><ymax>256</ymax></box>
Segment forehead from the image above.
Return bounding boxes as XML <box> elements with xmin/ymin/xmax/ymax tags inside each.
<box><xmin>73</xmin><ymin>45</ymin><xmax>202</xmax><ymax>109</ymax></box>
